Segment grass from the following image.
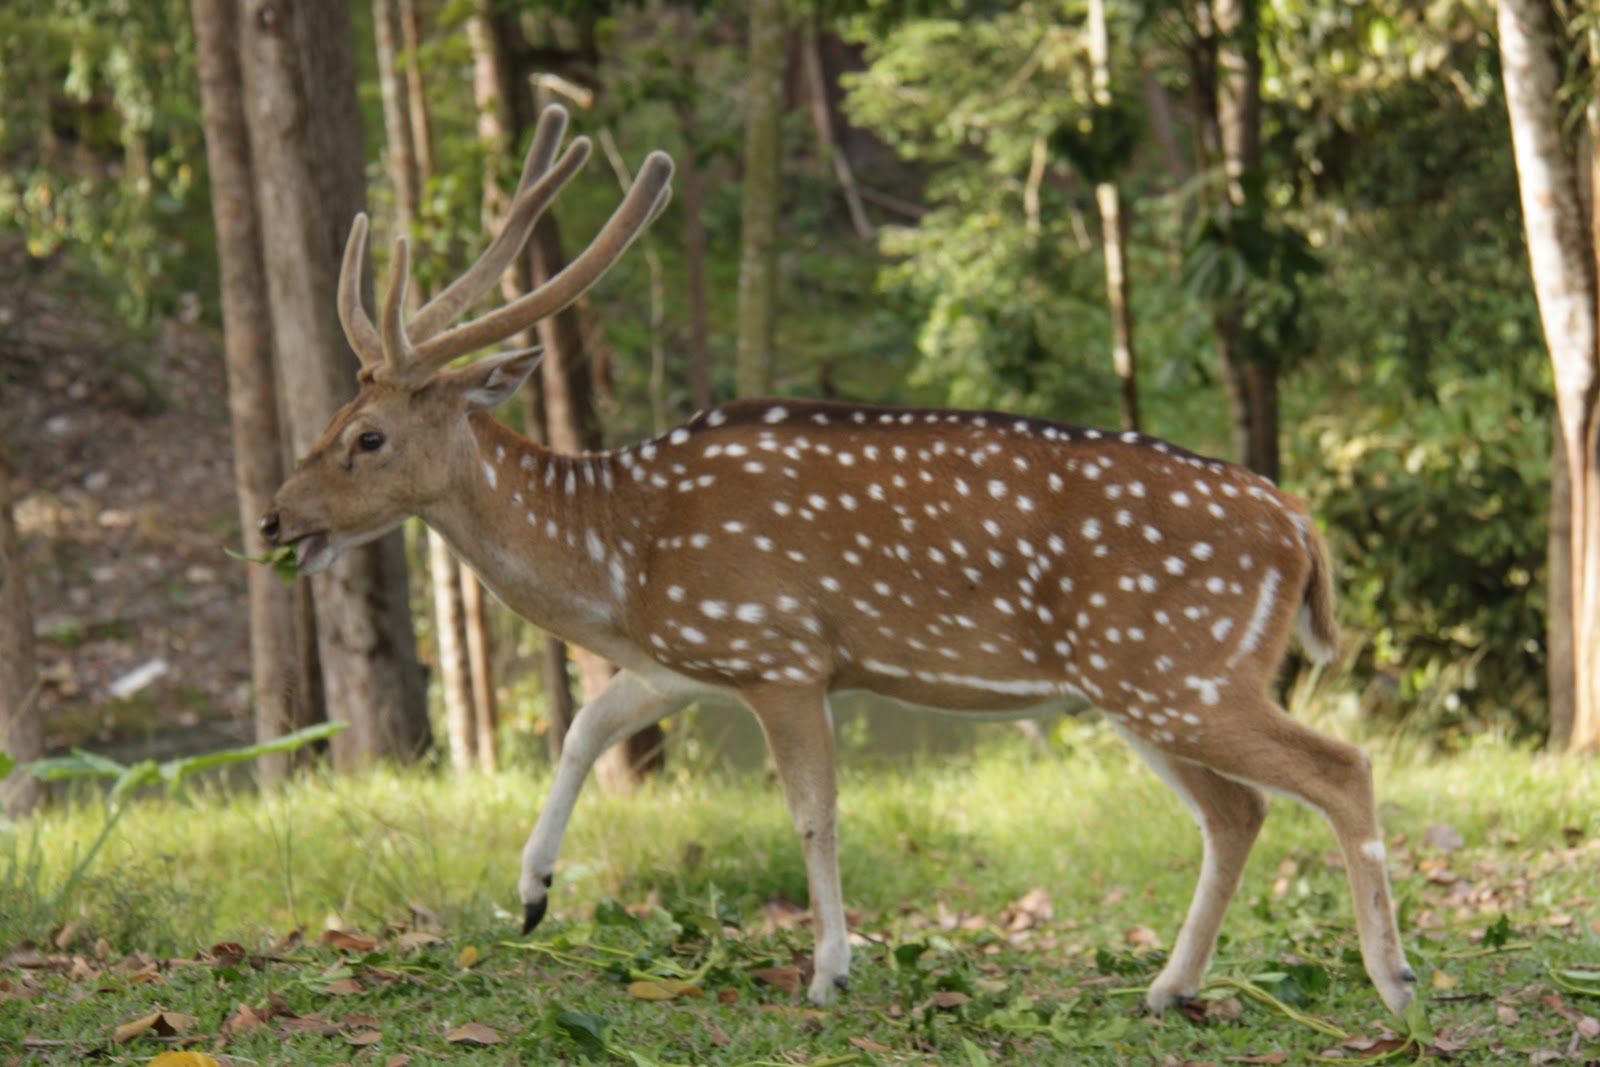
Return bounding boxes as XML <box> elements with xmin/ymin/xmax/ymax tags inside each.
<box><xmin>3</xmin><ymin>719</ymin><xmax>1599</xmax><ymax>1065</ymax></box>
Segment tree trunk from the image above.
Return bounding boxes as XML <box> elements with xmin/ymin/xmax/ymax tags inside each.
<box><xmin>471</xmin><ymin>2</ymin><xmax>662</xmax><ymax>784</ymax></box>
<box><xmin>461</xmin><ymin>570</ymin><xmax>498</xmax><ymax>770</ymax></box>
<box><xmin>1189</xmin><ymin>0</ymin><xmax>1277</xmax><ymax>479</ymax></box>
<box><xmin>1213</xmin><ymin>0</ymin><xmax>1276</xmax><ymax>481</ymax></box>
<box><xmin>1498</xmin><ymin>0</ymin><xmax>1600</xmax><ymax>753</ymax></box>
<box><xmin>239</xmin><ymin>0</ymin><xmax>429</xmax><ymax>769</ymax></box>
<box><xmin>1087</xmin><ymin>0</ymin><xmax>1139</xmax><ymax>433</ymax></box>
<box><xmin>381</xmin><ymin>0</ymin><xmax>490</xmax><ymax>772</ymax></box>
<box><xmin>192</xmin><ymin>0</ymin><xmax>312</xmax><ymax>783</ymax></box>
<box><xmin>672</xmin><ymin>4</ymin><xmax>714</xmax><ymax>412</ymax></box>
<box><xmin>1548</xmin><ymin>435</ymin><xmax>1575</xmax><ymax>745</ymax></box>
<box><xmin>802</xmin><ymin>20</ymin><xmax>872</xmax><ymax>241</ymax></box>
<box><xmin>430</xmin><ymin>532</ymin><xmax>476</xmax><ymax>772</ymax></box>
<box><xmin>736</xmin><ymin>0</ymin><xmax>786</xmax><ymax>398</ymax></box>
<box><xmin>0</xmin><ymin>441</ymin><xmax>42</xmax><ymax>816</ymax></box>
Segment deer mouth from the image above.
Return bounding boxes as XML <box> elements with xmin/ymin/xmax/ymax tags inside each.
<box><xmin>291</xmin><ymin>532</ymin><xmax>336</xmax><ymax>575</ymax></box>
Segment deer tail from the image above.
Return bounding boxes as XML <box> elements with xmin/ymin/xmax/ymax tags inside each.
<box><xmin>1296</xmin><ymin>517</ymin><xmax>1339</xmax><ymax>663</ymax></box>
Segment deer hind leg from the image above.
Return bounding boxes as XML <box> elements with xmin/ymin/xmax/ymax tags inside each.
<box><xmin>519</xmin><ymin>670</ymin><xmax>688</xmax><ymax>933</ymax></box>
<box><xmin>1113</xmin><ymin>725</ymin><xmax>1268</xmax><ymax>1013</ymax></box>
<box><xmin>741</xmin><ymin>683</ymin><xmax>849</xmax><ymax>1006</ymax></box>
<box><xmin>1180</xmin><ymin>698</ymin><xmax>1417</xmax><ymax>1018</ymax></box>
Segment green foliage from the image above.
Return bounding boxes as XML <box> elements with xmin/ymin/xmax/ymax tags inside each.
<box><xmin>0</xmin><ymin>0</ymin><xmax>207</xmax><ymax>322</ymax></box>
<box><xmin>2</xmin><ymin>723</ymin><xmax>345</xmax><ymax>946</ymax></box>
<box><xmin>3</xmin><ymin>739</ymin><xmax>1598</xmax><ymax>1063</ymax></box>
<box><xmin>1301</xmin><ymin>373</ymin><xmax>1550</xmax><ymax>740</ymax></box>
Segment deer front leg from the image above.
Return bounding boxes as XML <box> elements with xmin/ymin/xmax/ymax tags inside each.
<box><xmin>520</xmin><ymin>669</ymin><xmax>687</xmax><ymax>932</ymax></box>
<box><xmin>743</xmin><ymin>684</ymin><xmax>849</xmax><ymax>1005</ymax></box>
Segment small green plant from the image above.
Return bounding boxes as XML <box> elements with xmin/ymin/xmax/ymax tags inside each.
<box><xmin>4</xmin><ymin>722</ymin><xmax>343</xmax><ymax>938</ymax></box>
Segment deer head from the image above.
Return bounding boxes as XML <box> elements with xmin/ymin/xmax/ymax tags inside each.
<box><xmin>259</xmin><ymin>104</ymin><xmax>672</xmax><ymax>574</ymax></box>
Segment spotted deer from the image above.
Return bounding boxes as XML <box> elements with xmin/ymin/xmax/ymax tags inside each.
<box><xmin>260</xmin><ymin>104</ymin><xmax>1416</xmax><ymax>1018</ymax></box>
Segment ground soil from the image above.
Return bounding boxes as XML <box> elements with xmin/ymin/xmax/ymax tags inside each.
<box><xmin>2</xmin><ymin>242</ymin><xmax>252</xmax><ymax>761</ymax></box>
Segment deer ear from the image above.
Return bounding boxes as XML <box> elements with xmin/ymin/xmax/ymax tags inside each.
<box><xmin>453</xmin><ymin>346</ymin><xmax>545</xmax><ymax>411</ymax></box>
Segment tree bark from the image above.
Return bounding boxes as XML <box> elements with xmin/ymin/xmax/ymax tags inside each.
<box><xmin>0</xmin><ymin>440</ymin><xmax>42</xmax><ymax>816</ymax></box>
<box><xmin>471</xmin><ymin>2</ymin><xmax>662</xmax><ymax>784</ymax></box>
<box><xmin>1498</xmin><ymin>0</ymin><xmax>1600</xmax><ymax>753</ymax></box>
<box><xmin>239</xmin><ymin>0</ymin><xmax>429</xmax><ymax>769</ymax></box>
<box><xmin>802</xmin><ymin>20</ymin><xmax>872</xmax><ymax>241</ymax></box>
<box><xmin>736</xmin><ymin>0</ymin><xmax>786</xmax><ymax>398</ymax></box>
<box><xmin>1213</xmin><ymin>0</ymin><xmax>1276</xmax><ymax>481</ymax></box>
<box><xmin>1087</xmin><ymin>0</ymin><xmax>1139</xmax><ymax>433</ymax></box>
<box><xmin>192</xmin><ymin>0</ymin><xmax>311</xmax><ymax>783</ymax></box>
<box><xmin>381</xmin><ymin>0</ymin><xmax>490</xmax><ymax>772</ymax></box>
<box><xmin>672</xmin><ymin>4</ymin><xmax>714</xmax><ymax>412</ymax></box>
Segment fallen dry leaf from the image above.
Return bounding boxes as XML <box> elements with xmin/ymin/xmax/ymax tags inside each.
<box><xmin>1224</xmin><ymin>1054</ymin><xmax>1287</xmax><ymax>1065</ymax></box>
<box><xmin>1431</xmin><ymin>969</ymin><xmax>1458</xmax><ymax>990</ymax></box>
<box><xmin>750</xmin><ymin>965</ymin><xmax>803</xmax><ymax>995</ymax></box>
<box><xmin>445</xmin><ymin>1022</ymin><xmax>503</xmax><ymax>1046</ymax></box>
<box><xmin>322</xmin><ymin>930</ymin><xmax>378</xmax><ymax>954</ymax></box>
<box><xmin>346</xmin><ymin>1029</ymin><xmax>384</xmax><ymax>1047</ymax></box>
<box><xmin>324</xmin><ymin>978</ymin><xmax>365</xmax><ymax>996</ymax></box>
<box><xmin>456</xmin><ymin>945</ymin><xmax>479</xmax><ymax>969</ymax></box>
<box><xmin>849</xmin><ymin>1036</ymin><xmax>894</xmax><ymax>1053</ymax></box>
<box><xmin>222</xmin><ymin>1003</ymin><xmax>264</xmax><ymax>1037</ymax></box>
<box><xmin>146</xmin><ymin>1054</ymin><xmax>222</xmax><ymax>1067</ymax></box>
<box><xmin>384</xmin><ymin>1055</ymin><xmax>413</xmax><ymax>1067</ymax></box>
<box><xmin>928</xmin><ymin>991</ymin><xmax>971</xmax><ymax>1009</ymax></box>
<box><xmin>1124</xmin><ymin>924</ymin><xmax>1161</xmax><ymax>949</ymax></box>
<box><xmin>395</xmin><ymin>931</ymin><xmax>442</xmax><ymax>952</ymax></box>
<box><xmin>627</xmin><ymin>978</ymin><xmax>701</xmax><ymax>1001</ymax></box>
<box><xmin>114</xmin><ymin>1010</ymin><xmax>196</xmax><ymax>1044</ymax></box>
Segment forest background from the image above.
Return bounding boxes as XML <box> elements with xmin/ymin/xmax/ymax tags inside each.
<box><xmin>0</xmin><ymin>0</ymin><xmax>1597</xmax><ymax>811</ymax></box>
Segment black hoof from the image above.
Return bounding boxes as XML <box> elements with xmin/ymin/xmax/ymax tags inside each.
<box><xmin>522</xmin><ymin>898</ymin><xmax>548</xmax><ymax>935</ymax></box>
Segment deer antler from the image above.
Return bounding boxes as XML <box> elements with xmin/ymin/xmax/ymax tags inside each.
<box><xmin>337</xmin><ymin>103</ymin><xmax>674</xmax><ymax>384</ymax></box>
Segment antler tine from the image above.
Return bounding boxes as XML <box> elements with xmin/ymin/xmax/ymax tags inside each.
<box><xmin>381</xmin><ymin>235</ymin><xmax>414</xmax><ymax>372</ymax></box>
<box><xmin>407</xmin><ymin>106</ymin><xmax>581</xmax><ymax>346</ymax></box>
<box><xmin>337</xmin><ymin>214</ymin><xmax>385</xmax><ymax>370</ymax></box>
<box><xmin>515</xmin><ymin>104</ymin><xmax>571</xmax><ymax>196</ymax></box>
<box><xmin>408</xmin><ymin>150</ymin><xmax>676</xmax><ymax>374</ymax></box>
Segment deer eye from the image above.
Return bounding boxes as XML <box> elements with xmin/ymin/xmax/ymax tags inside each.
<box><xmin>357</xmin><ymin>431</ymin><xmax>385</xmax><ymax>452</ymax></box>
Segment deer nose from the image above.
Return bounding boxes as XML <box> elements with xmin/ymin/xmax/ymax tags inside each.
<box><xmin>259</xmin><ymin>512</ymin><xmax>282</xmax><ymax>544</ymax></box>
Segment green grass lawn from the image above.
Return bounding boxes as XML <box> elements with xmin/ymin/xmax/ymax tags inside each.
<box><xmin>3</xmin><ymin>720</ymin><xmax>1598</xmax><ymax>1065</ymax></box>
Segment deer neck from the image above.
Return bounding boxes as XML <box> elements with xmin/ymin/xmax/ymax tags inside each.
<box><xmin>421</xmin><ymin>414</ymin><xmax>648</xmax><ymax>654</ymax></box>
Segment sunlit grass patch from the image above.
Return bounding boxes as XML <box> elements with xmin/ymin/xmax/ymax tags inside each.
<box><xmin>2</xmin><ymin>721</ymin><xmax>1597</xmax><ymax>1064</ymax></box>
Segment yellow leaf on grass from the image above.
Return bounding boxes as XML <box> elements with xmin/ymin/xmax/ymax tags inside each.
<box><xmin>457</xmin><ymin>944</ymin><xmax>479</xmax><ymax>969</ymax></box>
<box><xmin>115</xmin><ymin>1012</ymin><xmax>163</xmax><ymax>1043</ymax></box>
<box><xmin>147</xmin><ymin>1054</ymin><xmax>222</xmax><ymax>1067</ymax></box>
<box><xmin>628</xmin><ymin>979</ymin><xmax>701</xmax><ymax>1001</ymax></box>
<box><xmin>1431</xmin><ymin>969</ymin><xmax>1458</xmax><ymax>990</ymax></box>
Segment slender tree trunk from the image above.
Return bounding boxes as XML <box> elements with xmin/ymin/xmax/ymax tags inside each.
<box><xmin>0</xmin><ymin>441</ymin><xmax>42</xmax><ymax>815</ymax></box>
<box><xmin>192</xmin><ymin>0</ymin><xmax>311</xmax><ymax>782</ymax></box>
<box><xmin>240</xmin><ymin>0</ymin><xmax>429</xmax><ymax>769</ymax></box>
<box><xmin>1498</xmin><ymin>0</ymin><xmax>1600</xmax><ymax>752</ymax></box>
<box><xmin>471</xmin><ymin>2</ymin><xmax>661</xmax><ymax>784</ymax></box>
<box><xmin>381</xmin><ymin>0</ymin><xmax>489</xmax><ymax>771</ymax></box>
<box><xmin>1087</xmin><ymin>0</ymin><xmax>1139</xmax><ymax>433</ymax></box>
<box><xmin>736</xmin><ymin>0</ymin><xmax>786</xmax><ymax>398</ymax></box>
<box><xmin>672</xmin><ymin>4</ymin><xmax>714</xmax><ymax>412</ymax></box>
<box><xmin>461</xmin><ymin>572</ymin><xmax>498</xmax><ymax>770</ymax></box>
<box><xmin>1549</xmin><ymin>437</ymin><xmax>1576</xmax><ymax>745</ymax></box>
<box><xmin>802</xmin><ymin>20</ymin><xmax>872</xmax><ymax>241</ymax></box>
